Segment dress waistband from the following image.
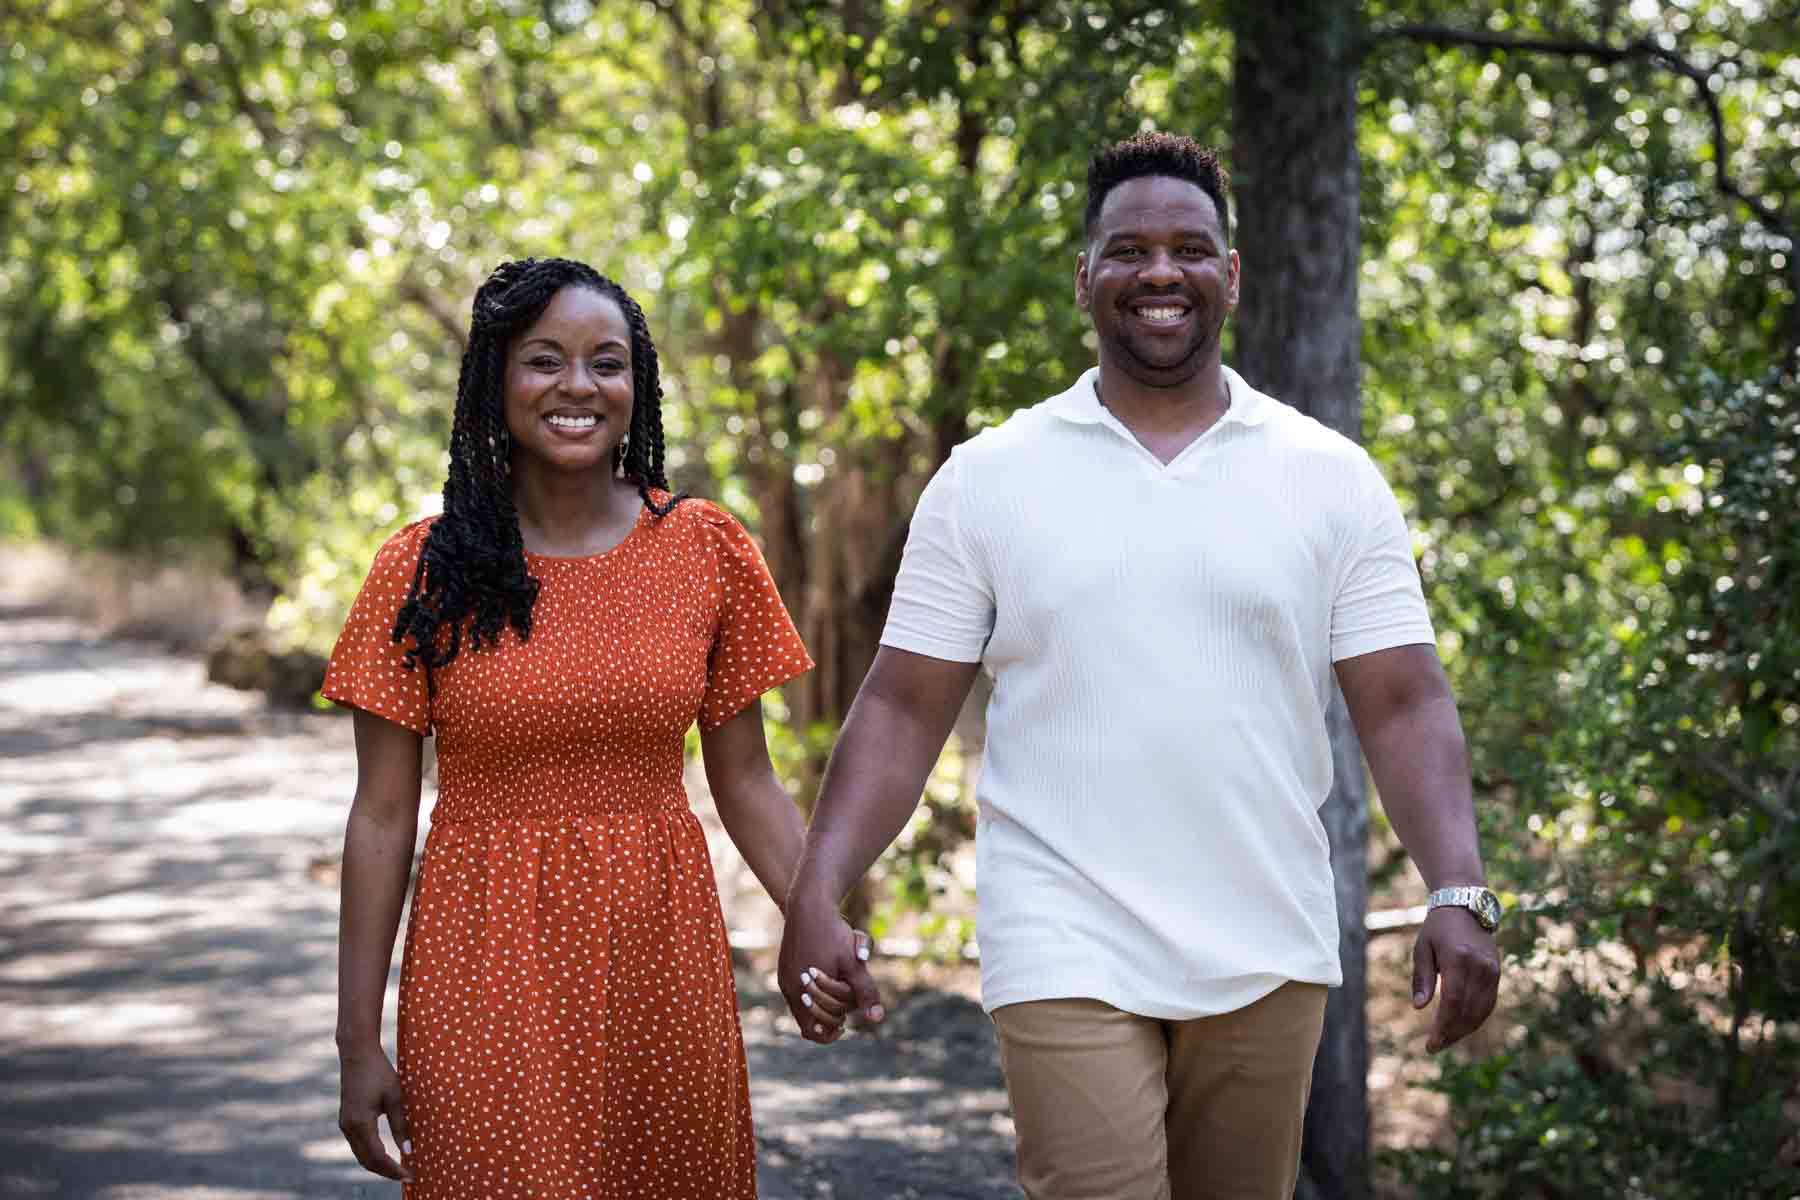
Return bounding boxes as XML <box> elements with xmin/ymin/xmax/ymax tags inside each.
<box><xmin>428</xmin><ymin>803</ymin><xmax>692</xmax><ymax>829</ymax></box>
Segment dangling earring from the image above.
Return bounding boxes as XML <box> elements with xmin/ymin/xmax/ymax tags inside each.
<box><xmin>614</xmin><ymin>435</ymin><xmax>628</xmax><ymax>475</ymax></box>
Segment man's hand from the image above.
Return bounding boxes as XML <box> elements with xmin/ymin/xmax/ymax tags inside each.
<box><xmin>1412</xmin><ymin>906</ymin><xmax>1501</xmax><ymax>1053</ymax></box>
<box><xmin>778</xmin><ymin>890</ymin><xmax>883</xmax><ymax>1043</ymax></box>
<box><xmin>337</xmin><ymin>1044</ymin><xmax>414</xmax><ymax>1182</ymax></box>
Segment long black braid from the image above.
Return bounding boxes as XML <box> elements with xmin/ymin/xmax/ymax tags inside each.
<box><xmin>393</xmin><ymin>257</ymin><xmax>684</xmax><ymax>687</ymax></box>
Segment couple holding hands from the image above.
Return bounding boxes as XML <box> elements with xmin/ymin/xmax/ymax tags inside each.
<box><xmin>325</xmin><ymin>132</ymin><xmax>1500</xmax><ymax>1200</ymax></box>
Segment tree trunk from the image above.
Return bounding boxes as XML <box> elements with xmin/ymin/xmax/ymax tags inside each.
<box><xmin>1229</xmin><ymin>5</ymin><xmax>1370</xmax><ymax>1198</ymax></box>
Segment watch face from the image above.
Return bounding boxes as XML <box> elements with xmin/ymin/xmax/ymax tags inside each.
<box><xmin>1476</xmin><ymin>891</ymin><xmax>1502</xmax><ymax>929</ymax></box>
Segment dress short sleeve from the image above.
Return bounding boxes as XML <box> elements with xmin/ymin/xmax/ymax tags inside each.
<box><xmin>696</xmin><ymin>504</ymin><xmax>814</xmax><ymax>732</ymax></box>
<box><xmin>321</xmin><ymin>520</ymin><xmax>433</xmax><ymax>735</ymax></box>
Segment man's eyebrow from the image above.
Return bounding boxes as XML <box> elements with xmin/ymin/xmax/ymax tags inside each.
<box><xmin>1101</xmin><ymin>227</ymin><xmax>1221</xmax><ymax>246</ymax></box>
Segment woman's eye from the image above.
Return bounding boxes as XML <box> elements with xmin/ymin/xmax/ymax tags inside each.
<box><xmin>530</xmin><ymin>357</ymin><xmax>561</xmax><ymax>369</ymax></box>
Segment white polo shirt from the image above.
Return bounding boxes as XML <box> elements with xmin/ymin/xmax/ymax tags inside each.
<box><xmin>880</xmin><ymin>365</ymin><xmax>1436</xmax><ymax>1019</ymax></box>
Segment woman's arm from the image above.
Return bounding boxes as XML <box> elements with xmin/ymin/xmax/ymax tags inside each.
<box><xmin>334</xmin><ymin>708</ymin><xmax>424</xmax><ymax>1183</ymax></box>
<box><xmin>699</xmin><ymin>699</ymin><xmax>805</xmax><ymax>914</ymax></box>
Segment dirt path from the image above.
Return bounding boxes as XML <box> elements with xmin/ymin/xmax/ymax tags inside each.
<box><xmin>0</xmin><ymin>600</ymin><xmax>1019</xmax><ymax>1200</ymax></box>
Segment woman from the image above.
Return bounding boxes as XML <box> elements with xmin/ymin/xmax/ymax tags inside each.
<box><xmin>325</xmin><ymin>257</ymin><xmax>855</xmax><ymax>1198</ymax></box>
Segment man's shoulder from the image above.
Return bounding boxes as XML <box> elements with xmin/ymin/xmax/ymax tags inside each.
<box><xmin>1242</xmin><ymin>379</ymin><xmax>1375</xmax><ymax>472</ymax></box>
<box><xmin>949</xmin><ymin>374</ymin><xmax>1090</xmax><ymax>467</ymax></box>
<box><xmin>954</xmin><ymin>403</ymin><xmax>1059</xmax><ymax>462</ymax></box>
<box><xmin>1245</xmin><ymin>389</ymin><xmax>1353</xmax><ymax>451</ymax></box>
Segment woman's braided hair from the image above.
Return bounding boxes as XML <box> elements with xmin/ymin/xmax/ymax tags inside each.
<box><xmin>393</xmin><ymin>257</ymin><xmax>682</xmax><ymax>687</ymax></box>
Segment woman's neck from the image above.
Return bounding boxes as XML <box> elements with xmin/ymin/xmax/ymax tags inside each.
<box><xmin>509</xmin><ymin>467</ymin><xmax>642</xmax><ymax>557</ymax></box>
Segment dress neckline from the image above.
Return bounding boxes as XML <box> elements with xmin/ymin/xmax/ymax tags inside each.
<box><xmin>521</xmin><ymin>502</ymin><xmax>650</xmax><ymax>563</ymax></box>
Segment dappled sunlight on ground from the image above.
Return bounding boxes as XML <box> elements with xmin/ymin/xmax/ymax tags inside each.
<box><xmin>0</xmin><ymin>602</ymin><xmax>422</xmax><ymax>1198</ymax></box>
<box><xmin>0</xmin><ymin>599</ymin><xmax>1018</xmax><ymax>1199</ymax></box>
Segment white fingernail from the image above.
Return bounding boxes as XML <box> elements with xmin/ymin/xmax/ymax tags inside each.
<box><xmin>801</xmin><ymin>994</ymin><xmax>813</xmax><ymax>1008</ymax></box>
<box><xmin>402</xmin><ymin>1140</ymin><xmax>412</xmax><ymax>1155</ymax></box>
<box><xmin>799</xmin><ymin>969</ymin><xmax>812</xmax><ymax>985</ymax></box>
<box><xmin>856</xmin><ymin>946</ymin><xmax>870</xmax><ymax>961</ymax></box>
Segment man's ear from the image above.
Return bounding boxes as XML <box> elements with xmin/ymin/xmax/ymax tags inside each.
<box><xmin>1225</xmin><ymin>248</ymin><xmax>1241</xmax><ymax>311</ymax></box>
<box><xmin>1075</xmin><ymin>251</ymin><xmax>1091</xmax><ymax>312</ymax></box>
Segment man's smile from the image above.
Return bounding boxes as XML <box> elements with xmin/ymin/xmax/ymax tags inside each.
<box><xmin>1125</xmin><ymin>297</ymin><xmax>1193</xmax><ymax>328</ymax></box>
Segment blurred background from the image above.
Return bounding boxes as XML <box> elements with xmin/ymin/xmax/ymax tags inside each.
<box><xmin>2</xmin><ymin>1</ymin><xmax>1796</xmax><ymax>1197</ymax></box>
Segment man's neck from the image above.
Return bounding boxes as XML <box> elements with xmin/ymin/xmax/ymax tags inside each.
<box><xmin>1093</xmin><ymin>359</ymin><xmax>1231</xmax><ymax>464</ymax></box>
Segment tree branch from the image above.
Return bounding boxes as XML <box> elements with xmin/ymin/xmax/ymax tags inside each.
<box><xmin>1692</xmin><ymin>750</ymin><xmax>1797</xmax><ymax>829</ymax></box>
<box><xmin>401</xmin><ymin>278</ymin><xmax>469</xmax><ymax>354</ymax></box>
<box><xmin>1371</xmin><ymin>24</ymin><xmax>1792</xmax><ymax>245</ymax></box>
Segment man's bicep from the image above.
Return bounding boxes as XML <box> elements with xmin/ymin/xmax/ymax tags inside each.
<box><xmin>1334</xmin><ymin>643</ymin><xmax>1452</xmax><ymax>729</ymax></box>
<box><xmin>858</xmin><ymin>646</ymin><xmax>982</xmax><ymax>737</ymax></box>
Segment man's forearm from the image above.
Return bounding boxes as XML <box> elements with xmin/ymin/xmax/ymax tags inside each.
<box><xmin>791</xmin><ymin>687</ymin><xmax>959</xmax><ymax>907</ymax></box>
<box><xmin>1360</xmin><ymin>691</ymin><xmax>1485</xmax><ymax>889</ymax></box>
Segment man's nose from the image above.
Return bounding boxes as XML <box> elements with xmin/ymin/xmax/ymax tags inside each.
<box><xmin>1138</xmin><ymin>249</ymin><xmax>1182</xmax><ymax>285</ymax></box>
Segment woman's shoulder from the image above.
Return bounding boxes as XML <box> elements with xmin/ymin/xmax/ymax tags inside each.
<box><xmin>385</xmin><ymin>515</ymin><xmax>437</xmax><ymax>550</ymax></box>
<box><xmin>367</xmin><ymin>516</ymin><xmax>438</xmax><ymax>572</ymax></box>
<box><xmin>645</xmin><ymin>490</ymin><xmax>738</xmax><ymax>534</ymax></box>
<box><xmin>645</xmin><ymin>493</ymin><xmax>770</xmax><ymax>573</ymax></box>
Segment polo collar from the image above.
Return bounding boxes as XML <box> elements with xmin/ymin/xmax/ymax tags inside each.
<box><xmin>1046</xmin><ymin>364</ymin><xmax>1272</xmax><ymax>430</ymax></box>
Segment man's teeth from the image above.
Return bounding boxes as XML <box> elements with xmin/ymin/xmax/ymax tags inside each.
<box><xmin>1137</xmin><ymin>305</ymin><xmax>1188</xmax><ymax>322</ymax></box>
<box><xmin>546</xmin><ymin>414</ymin><xmax>598</xmax><ymax>429</ymax></box>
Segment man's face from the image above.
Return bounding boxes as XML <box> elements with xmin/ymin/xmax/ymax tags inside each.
<box><xmin>1076</xmin><ymin>175</ymin><xmax>1240</xmax><ymax>389</ymax></box>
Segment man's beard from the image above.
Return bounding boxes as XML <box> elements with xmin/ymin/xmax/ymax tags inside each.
<box><xmin>1108</xmin><ymin>309</ymin><xmax>1224</xmax><ymax>388</ymax></box>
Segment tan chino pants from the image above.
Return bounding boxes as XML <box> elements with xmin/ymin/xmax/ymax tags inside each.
<box><xmin>991</xmin><ymin>981</ymin><xmax>1328</xmax><ymax>1200</ymax></box>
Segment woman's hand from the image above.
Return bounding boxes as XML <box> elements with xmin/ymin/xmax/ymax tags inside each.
<box><xmin>337</xmin><ymin>1044</ymin><xmax>414</xmax><ymax>1182</ymax></box>
<box><xmin>790</xmin><ymin>930</ymin><xmax>874</xmax><ymax>1042</ymax></box>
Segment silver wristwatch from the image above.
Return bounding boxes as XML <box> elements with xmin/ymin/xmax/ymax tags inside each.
<box><xmin>1427</xmin><ymin>885</ymin><xmax>1502</xmax><ymax>932</ymax></box>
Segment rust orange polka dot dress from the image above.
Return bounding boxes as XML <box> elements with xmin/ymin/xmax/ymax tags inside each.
<box><xmin>322</xmin><ymin>492</ymin><xmax>812</xmax><ymax>1199</ymax></box>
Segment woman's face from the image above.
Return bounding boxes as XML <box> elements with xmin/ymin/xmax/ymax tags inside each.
<box><xmin>501</xmin><ymin>286</ymin><xmax>635</xmax><ymax>477</ymax></box>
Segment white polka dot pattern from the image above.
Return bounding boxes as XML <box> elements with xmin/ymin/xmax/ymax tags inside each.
<box><xmin>322</xmin><ymin>493</ymin><xmax>812</xmax><ymax>1199</ymax></box>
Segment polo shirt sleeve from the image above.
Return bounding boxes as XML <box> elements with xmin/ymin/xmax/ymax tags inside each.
<box><xmin>1330</xmin><ymin>453</ymin><xmax>1437</xmax><ymax>663</ymax></box>
<box><xmin>879</xmin><ymin>453</ymin><xmax>994</xmax><ymax>663</ymax></box>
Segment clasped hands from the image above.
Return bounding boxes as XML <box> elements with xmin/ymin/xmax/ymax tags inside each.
<box><xmin>779</xmin><ymin>893</ymin><xmax>1501</xmax><ymax>1051</ymax></box>
<box><xmin>777</xmin><ymin>894</ymin><xmax>886</xmax><ymax>1044</ymax></box>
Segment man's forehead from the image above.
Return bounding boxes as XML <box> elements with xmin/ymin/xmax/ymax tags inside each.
<box><xmin>1095</xmin><ymin>175</ymin><xmax>1224</xmax><ymax>238</ymax></box>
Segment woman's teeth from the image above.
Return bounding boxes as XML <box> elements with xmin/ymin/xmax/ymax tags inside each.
<box><xmin>546</xmin><ymin>414</ymin><xmax>598</xmax><ymax>429</ymax></box>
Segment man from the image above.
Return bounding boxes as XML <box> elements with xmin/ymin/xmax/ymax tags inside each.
<box><xmin>778</xmin><ymin>132</ymin><xmax>1501</xmax><ymax>1199</ymax></box>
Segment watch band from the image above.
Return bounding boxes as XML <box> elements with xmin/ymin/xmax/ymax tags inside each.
<box><xmin>1427</xmin><ymin>885</ymin><xmax>1502</xmax><ymax>930</ymax></box>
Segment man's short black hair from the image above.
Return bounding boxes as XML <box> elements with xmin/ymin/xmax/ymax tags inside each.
<box><xmin>1084</xmin><ymin>132</ymin><xmax>1231</xmax><ymax>243</ymax></box>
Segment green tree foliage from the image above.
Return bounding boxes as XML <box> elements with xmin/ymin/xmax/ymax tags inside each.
<box><xmin>3</xmin><ymin>1</ymin><xmax>1796</xmax><ymax>1189</ymax></box>
<box><xmin>1357</xmin><ymin>2</ymin><xmax>1799</xmax><ymax>1192</ymax></box>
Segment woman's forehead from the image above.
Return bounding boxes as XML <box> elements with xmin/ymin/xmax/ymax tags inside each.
<box><xmin>520</xmin><ymin>287</ymin><xmax>630</xmax><ymax>347</ymax></box>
